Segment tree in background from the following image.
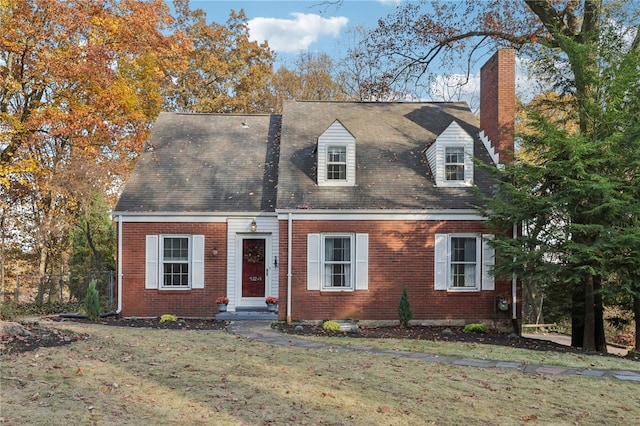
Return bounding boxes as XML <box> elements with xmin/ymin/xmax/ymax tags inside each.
<box><xmin>69</xmin><ymin>192</ymin><xmax>116</xmax><ymax>302</ymax></box>
<box><xmin>270</xmin><ymin>52</ymin><xmax>346</xmax><ymax>112</ymax></box>
<box><xmin>163</xmin><ymin>1</ymin><xmax>274</xmax><ymax>113</ymax></box>
<box><xmin>370</xmin><ymin>0</ymin><xmax>639</xmax><ymax>352</ymax></box>
<box><xmin>1</xmin><ymin>0</ymin><xmax>182</xmax><ymax>290</ymax></box>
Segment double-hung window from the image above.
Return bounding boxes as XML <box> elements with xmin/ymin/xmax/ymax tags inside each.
<box><xmin>162</xmin><ymin>236</ymin><xmax>190</xmax><ymax>287</ymax></box>
<box><xmin>145</xmin><ymin>234</ymin><xmax>205</xmax><ymax>290</ymax></box>
<box><xmin>324</xmin><ymin>235</ymin><xmax>353</xmax><ymax>289</ymax></box>
<box><xmin>445</xmin><ymin>147</ymin><xmax>465</xmax><ymax>181</ymax></box>
<box><xmin>327</xmin><ymin>146</ymin><xmax>347</xmax><ymax>181</ymax></box>
<box><xmin>307</xmin><ymin>233</ymin><xmax>368</xmax><ymax>291</ymax></box>
<box><xmin>434</xmin><ymin>234</ymin><xmax>494</xmax><ymax>292</ymax></box>
<box><xmin>450</xmin><ymin>237</ymin><xmax>477</xmax><ymax>288</ymax></box>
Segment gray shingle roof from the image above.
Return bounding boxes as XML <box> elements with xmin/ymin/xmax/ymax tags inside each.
<box><xmin>115</xmin><ymin>102</ymin><xmax>496</xmax><ymax>214</ymax></box>
<box><xmin>276</xmin><ymin>101</ymin><xmax>494</xmax><ymax>210</ymax></box>
<box><xmin>114</xmin><ymin>112</ymin><xmax>280</xmax><ymax>213</ymax></box>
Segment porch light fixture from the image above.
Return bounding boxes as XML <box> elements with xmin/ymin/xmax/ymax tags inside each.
<box><xmin>211</xmin><ymin>247</ymin><xmax>218</xmax><ymax>257</ymax></box>
<box><xmin>250</xmin><ymin>219</ymin><xmax>257</xmax><ymax>232</ymax></box>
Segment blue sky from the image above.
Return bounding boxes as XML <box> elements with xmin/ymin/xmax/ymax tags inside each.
<box><xmin>185</xmin><ymin>1</ymin><xmax>533</xmax><ymax>106</ymax></box>
<box><xmin>188</xmin><ymin>0</ymin><xmax>401</xmax><ymax>65</ymax></box>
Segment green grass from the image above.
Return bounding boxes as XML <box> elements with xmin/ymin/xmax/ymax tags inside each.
<box><xmin>1</xmin><ymin>323</ymin><xmax>639</xmax><ymax>425</ymax></box>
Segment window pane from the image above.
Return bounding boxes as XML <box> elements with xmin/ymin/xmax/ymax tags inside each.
<box><xmin>327</xmin><ymin>164</ymin><xmax>347</xmax><ymax>180</ymax></box>
<box><xmin>163</xmin><ymin>262</ymin><xmax>189</xmax><ymax>286</ymax></box>
<box><xmin>164</xmin><ymin>237</ymin><xmax>189</xmax><ymax>261</ymax></box>
<box><xmin>328</xmin><ymin>146</ymin><xmax>346</xmax><ymax>162</ymax></box>
<box><xmin>326</xmin><ymin>237</ymin><xmax>350</xmax><ymax>261</ymax></box>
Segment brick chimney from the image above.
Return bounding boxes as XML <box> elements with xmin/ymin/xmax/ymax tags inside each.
<box><xmin>479</xmin><ymin>49</ymin><xmax>515</xmax><ymax>165</ymax></box>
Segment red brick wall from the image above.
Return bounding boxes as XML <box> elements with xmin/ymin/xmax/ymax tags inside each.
<box><xmin>278</xmin><ymin>219</ymin><xmax>517</xmax><ymax>323</ymax></box>
<box><xmin>480</xmin><ymin>49</ymin><xmax>515</xmax><ymax>164</ymax></box>
<box><xmin>118</xmin><ymin>221</ymin><xmax>227</xmax><ymax>317</ymax></box>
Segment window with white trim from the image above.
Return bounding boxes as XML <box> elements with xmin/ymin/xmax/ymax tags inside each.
<box><xmin>445</xmin><ymin>147</ymin><xmax>465</xmax><ymax>181</ymax></box>
<box><xmin>307</xmin><ymin>233</ymin><xmax>368</xmax><ymax>291</ymax></box>
<box><xmin>162</xmin><ymin>237</ymin><xmax>190</xmax><ymax>287</ymax></box>
<box><xmin>450</xmin><ymin>236</ymin><xmax>478</xmax><ymax>288</ymax></box>
<box><xmin>326</xmin><ymin>146</ymin><xmax>347</xmax><ymax>181</ymax></box>
<box><xmin>145</xmin><ymin>234</ymin><xmax>205</xmax><ymax>290</ymax></box>
<box><xmin>434</xmin><ymin>234</ymin><xmax>494</xmax><ymax>292</ymax></box>
<box><xmin>324</xmin><ymin>235</ymin><xmax>353</xmax><ymax>288</ymax></box>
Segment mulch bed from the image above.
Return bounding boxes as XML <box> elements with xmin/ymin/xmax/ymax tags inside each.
<box><xmin>2</xmin><ymin>316</ymin><xmax>638</xmax><ymax>362</ymax></box>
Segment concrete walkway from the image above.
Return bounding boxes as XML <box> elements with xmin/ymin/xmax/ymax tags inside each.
<box><xmin>227</xmin><ymin>321</ymin><xmax>640</xmax><ymax>383</ymax></box>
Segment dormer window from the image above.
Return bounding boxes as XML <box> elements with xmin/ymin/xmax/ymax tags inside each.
<box><xmin>445</xmin><ymin>147</ymin><xmax>465</xmax><ymax>181</ymax></box>
<box><xmin>317</xmin><ymin>120</ymin><xmax>355</xmax><ymax>186</ymax></box>
<box><xmin>425</xmin><ymin>121</ymin><xmax>474</xmax><ymax>187</ymax></box>
<box><xmin>327</xmin><ymin>146</ymin><xmax>347</xmax><ymax>180</ymax></box>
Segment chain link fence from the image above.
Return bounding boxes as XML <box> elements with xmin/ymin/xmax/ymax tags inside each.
<box><xmin>9</xmin><ymin>271</ymin><xmax>115</xmax><ymax>307</ymax></box>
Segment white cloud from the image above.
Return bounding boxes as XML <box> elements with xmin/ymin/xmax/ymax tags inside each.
<box><xmin>377</xmin><ymin>0</ymin><xmax>402</xmax><ymax>5</ymax></box>
<box><xmin>248</xmin><ymin>13</ymin><xmax>348</xmax><ymax>53</ymax></box>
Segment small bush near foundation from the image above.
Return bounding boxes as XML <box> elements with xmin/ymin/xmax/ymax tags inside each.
<box><xmin>160</xmin><ymin>314</ymin><xmax>178</xmax><ymax>323</ymax></box>
<box><xmin>464</xmin><ymin>323</ymin><xmax>487</xmax><ymax>333</ymax></box>
<box><xmin>323</xmin><ymin>320</ymin><xmax>341</xmax><ymax>332</ymax></box>
<box><xmin>84</xmin><ymin>280</ymin><xmax>101</xmax><ymax>321</ymax></box>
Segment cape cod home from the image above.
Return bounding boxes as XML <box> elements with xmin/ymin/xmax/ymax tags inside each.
<box><xmin>113</xmin><ymin>49</ymin><xmax>518</xmax><ymax>327</ymax></box>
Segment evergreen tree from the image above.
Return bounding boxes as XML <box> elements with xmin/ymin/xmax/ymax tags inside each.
<box><xmin>398</xmin><ymin>286</ymin><xmax>412</xmax><ymax>328</ymax></box>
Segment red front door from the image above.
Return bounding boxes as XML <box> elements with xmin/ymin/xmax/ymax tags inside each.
<box><xmin>241</xmin><ymin>238</ymin><xmax>266</xmax><ymax>298</ymax></box>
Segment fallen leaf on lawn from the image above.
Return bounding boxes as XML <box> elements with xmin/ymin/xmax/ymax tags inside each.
<box><xmin>522</xmin><ymin>414</ymin><xmax>538</xmax><ymax>421</ymax></box>
<box><xmin>378</xmin><ymin>406</ymin><xmax>390</xmax><ymax>414</ymax></box>
<box><xmin>76</xmin><ymin>368</ymin><xmax>83</xmax><ymax>376</ymax></box>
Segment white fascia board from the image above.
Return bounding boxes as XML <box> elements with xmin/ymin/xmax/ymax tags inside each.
<box><xmin>276</xmin><ymin>209</ymin><xmax>486</xmax><ymax>221</ymax></box>
<box><xmin>113</xmin><ymin>212</ymin><xmax>277</xmax><ymax>223</ymax></box>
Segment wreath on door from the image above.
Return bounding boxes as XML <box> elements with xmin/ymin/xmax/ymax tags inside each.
<box><xmin>243</xmin><ymin>245</ymin><xmax>265</xmax><ymax>264</ymax></box>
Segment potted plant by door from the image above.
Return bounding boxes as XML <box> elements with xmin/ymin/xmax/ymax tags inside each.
<box><xmin>265</xmin><ymin>296</ymin><xmax>278</xmax><ymax>312</ymax></box>
<box><xmin>216</xmin><ymin>296</ymin><xmax>229</xmax><ymax>312</ymax></box>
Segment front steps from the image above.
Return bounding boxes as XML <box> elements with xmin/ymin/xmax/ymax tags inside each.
<box><xmin>215</xmin><ymin>306</ymin><xmax>278</xmax><ymax>321</ymax></box>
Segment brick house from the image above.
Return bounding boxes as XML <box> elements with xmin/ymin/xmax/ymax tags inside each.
<box><xmin>113</xmin><ymin>49</ymin><xmax>518</xmax><ymax>326</ymax></box>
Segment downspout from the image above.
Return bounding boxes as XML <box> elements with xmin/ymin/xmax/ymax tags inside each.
<box><xmin>286</xmin><ymin>212</ymin><xmax>293</xmax><ymax>324</ymax></box>
<box><xmin>512</xmin><ymin>222</ymin><xmax>519</xmax><ymax>335</ymax></box>
<box><xmin>117</xmin><ymin>214</ymin><xmax>123</xmax><ymax>315</ymax></box>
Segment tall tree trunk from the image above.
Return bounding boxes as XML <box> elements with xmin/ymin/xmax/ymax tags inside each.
<box><xmin>634</xmin><ymin>291</ymin><xmax>640</xmax><ymax>351</ymax></box>
<box><xmin>582</xmin><ymin>275</ymin><xmax>596</xmax><ymax>351</ymax></box>
<box><xmin>571</xmin><ymin>285</ymin><xmax>584</xmax><ymax>348</ymax></box>
<box><xmin>593</xmin><ymin>276</ymin><xmax>606</xmax><ymax>353</ymax></box>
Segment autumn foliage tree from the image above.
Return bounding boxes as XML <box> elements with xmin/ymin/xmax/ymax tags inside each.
<box><xmin>162</xmin><ymin>1</ymin><xmax>274</xmax><ymax>113</ymax></box>
<box><xmin>368</xmin><ymin>0</ymin><xmax>640</xmax><ymax>351</ymax></box>
<box><xmin>1</xmin><ymin>0</ymin><xmax>183</xmax><ymax>289</ymax></box>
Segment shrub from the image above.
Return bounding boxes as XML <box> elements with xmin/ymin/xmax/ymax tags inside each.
<box><xmin>464</xmin><ymin>323</ymin><xmax>487</xmax><ymax>333</ymax></box>
<box><xmin>398</xmin><ymin>286</ymin><xmax>412</xmax><ymax>327</ymax></box>
<box><xmin>160</xmin><ymin>314</ymin><xmax>178</xmax><ymax>323</ymax></box>
<box><xmin>84</xmin><ymin>279</ymin><xmax>101</xmax><ymax>321</ymax></box>
<box><xmin>322</xmin><ymin>320</ymin><xmax>341</xmax><ymax>332</ymax></box>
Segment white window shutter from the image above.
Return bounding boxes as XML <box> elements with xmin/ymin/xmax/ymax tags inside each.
<box><xmin>307</xmin><ymin>234</ymin><xmax>321</xmax><ymax>290</ymax></box>
<box><xmin>355</xmin><ymin>233</ymin><xmax>368</xmax><ymax>290</ymax></box>
<box><xmin>481</xmin><ymin>234</ymin><xmax>495</xmax><ymax>290</ymax></box>
<box><xmin>145</xmin><ymin>235</ymin><xmax>159</xmax><ymax>289</ymax></box>
<box><xmin>434</xmin><ymin>234</ymin><xmax>448</xmax><ymax>290</ymax></box>
<box><xmin>192</xmin><ymin>235</ymin><xmax>205</xmax><ymax>289</ymax></box>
